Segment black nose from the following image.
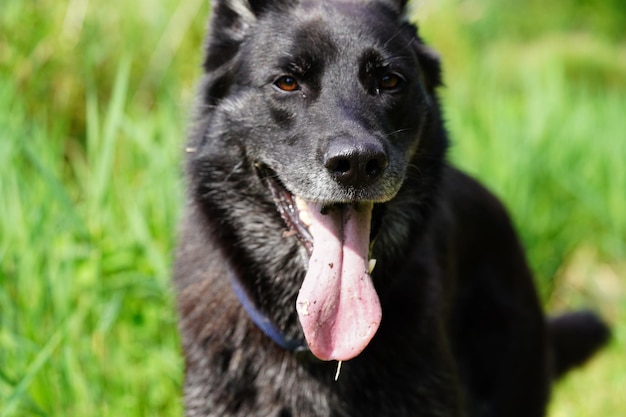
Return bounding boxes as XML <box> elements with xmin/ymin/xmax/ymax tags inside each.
<box><xmin>324</xmin><ymin>137</ymin><xmax>388</xmax><ymax>188</ymax></box>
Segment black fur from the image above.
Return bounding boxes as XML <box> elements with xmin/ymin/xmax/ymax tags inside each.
<box><xmin>174</xmin><ymin>0</ymin><xmax>610</xmax><ymax>416</ymax></box>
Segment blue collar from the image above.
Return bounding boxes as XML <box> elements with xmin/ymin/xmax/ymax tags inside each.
<box><xmin>229</xmin><ymin>268</ymin><xmax>308</xmax><ymax>352</ymax></box>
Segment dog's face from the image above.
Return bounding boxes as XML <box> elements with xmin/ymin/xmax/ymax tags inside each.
<box><xmin>201</xmin><ymin>0</ymin><xmax>440</xmax><ymax>204</ymax></box>
<box><xmin>193</xmin><ymin>0</ymin><xmax>442</xmax><ymax>361</ymax></box>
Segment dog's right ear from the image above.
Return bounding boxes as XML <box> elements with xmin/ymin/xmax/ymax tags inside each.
<box><xmin>203</xmin><ymin>0</ymin><xmax>296</xmax><ymax>72</ymax></box>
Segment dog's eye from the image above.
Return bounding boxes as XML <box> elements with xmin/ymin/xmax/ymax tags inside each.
<box><xmin>378</xmin><ymin>73</ymin><xmax>403</xmax><ymax>92</ymax></box>
<box><xmin>274</xmin><ymin>76</ymin><xmax>300</xmax><ymax>92</ymax></box>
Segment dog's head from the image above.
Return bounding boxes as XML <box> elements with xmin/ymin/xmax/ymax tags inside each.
<box><xmin>201</xmin><ymin>0</ymin><xmax>441</xmax><ymax>201</ymax></box>
<box><xmin>192</xmin><ymin>0</ymin><xmax>444</xmax><ymax>361</ymax></box>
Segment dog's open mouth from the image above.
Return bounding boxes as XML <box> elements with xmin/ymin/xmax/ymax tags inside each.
<box><xmin>258</xmin><ymin>165</ymin><xmax>382</xmax><ymax>362</ymax></box>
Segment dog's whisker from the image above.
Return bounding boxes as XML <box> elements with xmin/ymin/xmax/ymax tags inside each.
<box><xmin>386</xmin><ymin>128</ymin><xmax>413</xmax><ymax>137</ymax></box>
<box><xmin>383</xmin><ymin>27</ymin><xmax>406</xmax><ymax>48</ymax></box>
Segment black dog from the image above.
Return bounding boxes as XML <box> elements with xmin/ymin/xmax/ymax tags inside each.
<box><xmin>174</xmin><ymin>0</ymin><xmax>610</xmax><ymax>415</ymax></box>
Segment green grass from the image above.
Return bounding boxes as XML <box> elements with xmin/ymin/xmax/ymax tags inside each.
<box><xmin>0</xmin><ymin>64</ymin><xmax>184</xmax><ymax>415</ymax></box>
<box><xmin>1</xmin><ymin>0</ymin><xmax>625</xmax><ymax>415</ymax></box>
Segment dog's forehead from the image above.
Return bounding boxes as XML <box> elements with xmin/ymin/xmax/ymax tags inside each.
<box><xmin>302</xmin><ymin>1</ymin><xmax>400</xmax><ymax>44</ymax></box>
<box><xmin>258</xmin><ymin>1</ymin><xmax>405</xmax><ymax>60</ymax></box>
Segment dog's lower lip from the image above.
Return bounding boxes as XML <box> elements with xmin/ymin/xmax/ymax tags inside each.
<box><xmin>256</xmin><ymin>165</ymin><xmax>314</xmax><ymax>254</ymax></box>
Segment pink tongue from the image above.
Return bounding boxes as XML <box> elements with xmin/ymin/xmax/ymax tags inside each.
<box><xmin>296</xmin><ymin>202</ymin><xmax>382</xmax><ymax>361</ymax></box>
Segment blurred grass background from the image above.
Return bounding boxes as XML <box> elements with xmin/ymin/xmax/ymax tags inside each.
<box><xmin>0</xmin><ymin>0</ymin><xmax>624</xmax><ymax>415</ymax></box>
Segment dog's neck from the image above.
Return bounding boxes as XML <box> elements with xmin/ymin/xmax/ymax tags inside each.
<box><xmin>229</xmin><ymin>266</ymin><xmax>309</xmax><ymax>352</ymax></box>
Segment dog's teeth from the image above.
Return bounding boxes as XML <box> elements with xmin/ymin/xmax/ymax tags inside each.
<box><xmin>299</xmin><ymin>210</ymin><xmax>312</xmax><ymax>227</ymax></box>
<box><xmin>295</xmin><ymin>197</ymin><xmax>312</xmax><ymax>226</ymax></box>
<box><xmin>297</xmin><ymin>300</ymin><xmax>310</xmax><ymax>316</ymax></box>
<box><xmin>368</xmin><ymin>259</ymin><xmax>377</xmax><ymax>274</ymax></box>
<box><xmin>295</xmin><ymin>196</ymin><xmax>307</xmax><ymax>210</ymax></box>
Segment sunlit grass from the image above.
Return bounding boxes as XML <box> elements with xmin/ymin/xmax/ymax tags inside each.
<box><xmin>0</xmin><ymin>67</ymin><xmax>184</xmax><ymax>416</ymax></box>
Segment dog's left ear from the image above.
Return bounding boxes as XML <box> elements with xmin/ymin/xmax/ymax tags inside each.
<box><xmin>413</xmin><ymin>37</ymin><xmax>442</xmax><ymax>93</ymax></box>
